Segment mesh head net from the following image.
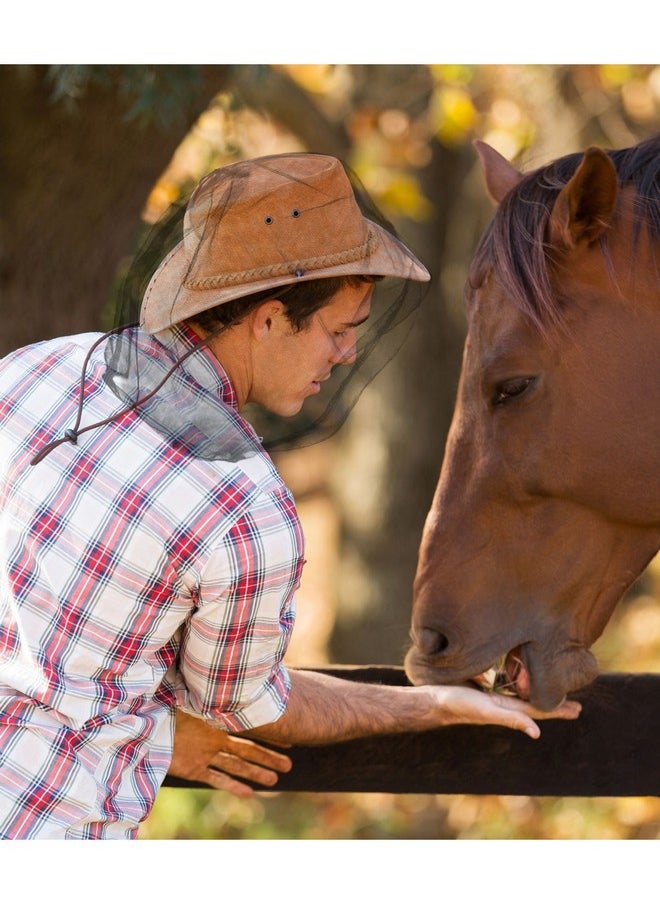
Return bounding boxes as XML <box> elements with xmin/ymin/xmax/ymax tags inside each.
<box><xmin>31</xmin><ymin>153</ymin><xmax>430</xmax><ymax>465</ymax></box>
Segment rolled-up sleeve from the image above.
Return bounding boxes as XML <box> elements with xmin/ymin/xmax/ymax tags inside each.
<box><xmin>174</xmin><ymin>490</ymin><xmax>305</xmax><ymax>733</ymax></box>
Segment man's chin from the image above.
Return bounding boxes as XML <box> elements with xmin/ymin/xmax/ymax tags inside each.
<box><xmin>265</xmin><ymin>400</ymin><xmax>305</xmax><ymax>419</ymax></box>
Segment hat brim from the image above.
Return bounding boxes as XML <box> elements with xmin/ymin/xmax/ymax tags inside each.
<box><xmin>140</xmin><ymin>220</ymin><xmax>430</xmax><ymax>334</ymax></box>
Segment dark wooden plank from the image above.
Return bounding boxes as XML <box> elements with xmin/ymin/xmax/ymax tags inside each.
<box><xmin>165</xmin><ymin>669</ymin><xmax>660</xmax><ymax>797</ymax></box>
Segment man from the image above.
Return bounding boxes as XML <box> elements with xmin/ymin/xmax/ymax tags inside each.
<box><xmin>0</xmin><ymin>153</ymin><xmax>580</xmax><ymax>838</ymax></box>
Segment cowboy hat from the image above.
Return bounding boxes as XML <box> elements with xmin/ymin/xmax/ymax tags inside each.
<box><xmin>140</xmin><ymin>152</ymin><xmax>430</xmax><ymax>334</ymax></box>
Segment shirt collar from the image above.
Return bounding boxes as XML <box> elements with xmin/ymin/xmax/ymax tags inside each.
<box><xmin>151</xmin><ymin>322</ymin><xmax>239</xmax><ymax>412</ymax></box>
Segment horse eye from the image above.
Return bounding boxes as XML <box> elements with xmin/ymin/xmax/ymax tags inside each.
<box><xmin>492</xmin><ymin>376</ymin><xmax>536</xmax><ymax>406</ymax></box>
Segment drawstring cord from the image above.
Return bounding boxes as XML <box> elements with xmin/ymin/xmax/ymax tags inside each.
<box><xmin>29</xmin><ymin>326</ymin><xmax>215</xmax><ymax>466</ymax></box>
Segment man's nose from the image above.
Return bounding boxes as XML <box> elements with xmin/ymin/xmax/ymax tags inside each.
<box><xmin>331</xmin><ymin>336</ymin><xmax>357</xmax><ymax>366</ymax></box>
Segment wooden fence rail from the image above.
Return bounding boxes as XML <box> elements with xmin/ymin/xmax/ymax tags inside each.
<box><xmin>165</xmin><ymin>668</ymin><xmax>660</xmax><ymax>797</ymax></box>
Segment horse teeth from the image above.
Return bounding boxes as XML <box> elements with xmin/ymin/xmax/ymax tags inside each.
<box><xmin>472</xmin><ymin>667</ymin><xmax>498</xmax><ymax>690</ymax></box>
<box><xmin>472</xmin><ymin>656</ymin><xmax>519</xmax><ymax>696</ymax></box>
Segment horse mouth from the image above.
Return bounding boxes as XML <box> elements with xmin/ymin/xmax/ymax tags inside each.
<box><xmin>471</xmin><ymin>646</ymin><xmax>531</xmax><ymax>699</ymax></box>
<box><xmin>470</xmin><ymin>641</ymin><xmax>600</xmax><ymax>710</ymax></box>
<box><xmin>406</xmin><ymin>635</ymin><xmax>599</xmax><ymax>710</ymax></box>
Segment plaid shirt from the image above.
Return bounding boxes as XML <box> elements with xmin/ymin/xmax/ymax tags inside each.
<box><xmin>0</xmin><ymin>324</ymin><xmax>304</xmax><ymax>838</ymax></box>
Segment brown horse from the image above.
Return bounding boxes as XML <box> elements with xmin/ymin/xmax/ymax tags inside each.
<box><xmin>405</xmin><ymin>134</ymin><xmax>660</xmax><ymax>711</ymax></box>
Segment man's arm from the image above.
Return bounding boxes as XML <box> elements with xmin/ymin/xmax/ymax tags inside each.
<box><xmin>169</xmin><ymin>669</ymin><xmax>580</xmax><ymax>787</ymax></box>
<box><xmin>238</xmin><ymin>668</ymin><xmax>581</xmax><ymax>746</ymax></box>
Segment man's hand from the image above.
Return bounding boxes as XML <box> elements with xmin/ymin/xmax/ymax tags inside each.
<box><xmin>427</xmin><ymin>684</ymin><xmax>582</xmax><ymax>738</ymax></box>
<box><xmin>170</xmin><ymin>711</ymin><xmax>292</xmax><ymax>797</ymax></box>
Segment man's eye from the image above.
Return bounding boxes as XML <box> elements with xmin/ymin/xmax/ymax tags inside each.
<box><xmin>492</xmin><ymin>376</ymin><xmax>536</xmax><ymax>406</ymax></box>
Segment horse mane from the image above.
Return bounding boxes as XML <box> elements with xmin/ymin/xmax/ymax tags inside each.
<box><xmin>467</xmin><ymin>133</ymin><xmax>660</xmax><ymax>332</ymax></box>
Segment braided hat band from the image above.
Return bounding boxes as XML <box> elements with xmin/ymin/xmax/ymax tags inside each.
<box><xmin>184</xmin><ymin>231</ymin><xmax>380</xmax><ymax>291</ymax></box>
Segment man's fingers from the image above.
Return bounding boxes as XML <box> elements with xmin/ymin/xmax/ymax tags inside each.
<box><xmin>220</xmin><ymin>735</ymin><xmax>293</xmax><ymax>772</ymax></box>
<box><xmin>498</xmin><ymin>696</ymin><xmax>582</xmax><ymax>721</ymax></box>
<box><xmin>202</xmin><ymin>770</ymin><xmax>257</xmax><ymax>798</ymax></box>
<box><xmin>493</xmin><ymin>695</ymin><xmax>582</xmax><ymax>738</ymax></box>
<box><xmin>209</xmin><ymin>750</ymin><xmax>282</xmax><ymax>786</ymax></box>
<box><xmin>532</xmin><ymin>699</ymin><xmax>582</xmax><ymax>720</ymax></box>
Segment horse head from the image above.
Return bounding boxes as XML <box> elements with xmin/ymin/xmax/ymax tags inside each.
<box><xmin>405</xmin><ymin>135</ymin><xmax>660</xmax><ymax>710</ymax></box>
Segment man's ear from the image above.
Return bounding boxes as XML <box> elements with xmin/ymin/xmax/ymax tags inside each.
<box><xmin>252</xmin><ymin>299</ymin><xmax>286</xmax><ymax>338</ymax></box>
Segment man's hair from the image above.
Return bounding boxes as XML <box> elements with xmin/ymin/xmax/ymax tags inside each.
<box><xmin>188</xmin><ymin>274</ymin><xmax>379</xmax><ymax>334</ymax></box>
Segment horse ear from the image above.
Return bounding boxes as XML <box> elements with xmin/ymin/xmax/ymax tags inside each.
<box><xmin>548</xmin><ymin>147</ymin><xmax>618</xmax><ymax>250</ymax></box>
<box><xmin>473</xmin><ymin>140</ymin><xmax>523</xmax><ymax>203</ymax></box>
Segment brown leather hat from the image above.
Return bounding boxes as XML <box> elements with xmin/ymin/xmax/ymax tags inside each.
<box><xmin>140</xmin><ymin>152</ymin><xmax>430</xmax><ymax>334</ymax></box>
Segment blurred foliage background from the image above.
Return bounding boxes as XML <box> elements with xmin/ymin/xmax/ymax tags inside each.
<box><xmin>1</xmin><ymin>62</ymin><xmax>658</xmax><ymax>841</ymax></box>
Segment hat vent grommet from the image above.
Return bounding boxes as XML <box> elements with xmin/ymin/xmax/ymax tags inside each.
<box><xmin>292</xmin><ymin>209</ymin><xmax>301</xmax><ymax>218</ymax></box>
<box><xmin>264</xmin><ymin>215</ymin><xmax>273</xmax><ymax>225</ymax></box>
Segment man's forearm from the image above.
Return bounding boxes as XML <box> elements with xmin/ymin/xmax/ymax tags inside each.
<box><xmin>240</xmin><ymin>669</ymin><xmax>444</xmax><ymax>745</ymax></box>
<box><xmin>240</xmin><ymin>668</ymin><xmax>583</xmax><ymax>748</ymax></box>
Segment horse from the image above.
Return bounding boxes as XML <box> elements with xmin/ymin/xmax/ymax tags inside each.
<box><xmin>404</xmin><ymin>134</ymin><xmax>660</xmax><ymax>712</ymax></box>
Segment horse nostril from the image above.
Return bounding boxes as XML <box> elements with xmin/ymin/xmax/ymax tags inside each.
<box><xmin>417</xmin><ymin>627</ymin><xmax>449</xmax><ymax>657</ymax></box>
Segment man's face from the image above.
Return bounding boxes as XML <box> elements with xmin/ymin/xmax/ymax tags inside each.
<box><xmin>250</xmin><ymin>281</ymin><xmax>373</xmax><ymax>418</ymax></box>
